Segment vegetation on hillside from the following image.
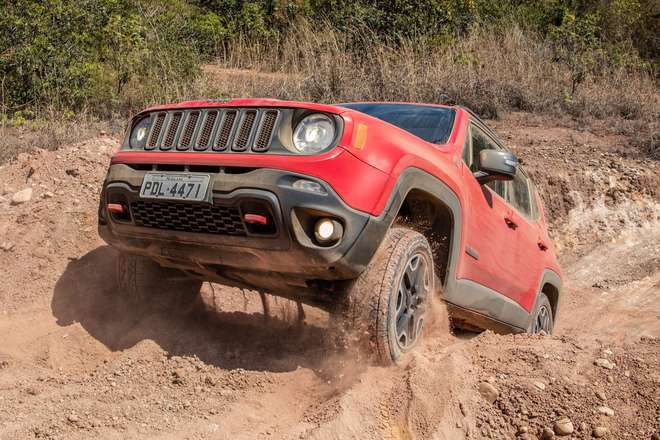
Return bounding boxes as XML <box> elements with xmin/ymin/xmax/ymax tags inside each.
<box><xmin>0</xmin><ymin>0</ymin><xmax>657</xmax><ymax>129</ymax></box>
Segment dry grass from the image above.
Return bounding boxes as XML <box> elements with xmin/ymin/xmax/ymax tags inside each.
<box><xmin>202</xmin><ymin>24</ymin><xmax>658</xmax><ymax>122</ymax></box>
<box><xmin>1</xmin><ymin>24</ymin><xmax>657</xmax><ymax>164</ymax></box>
<box><xmin>0</xmin><ymin>113</ymin><xmax>123</xmax><ymax>164</ymax></box>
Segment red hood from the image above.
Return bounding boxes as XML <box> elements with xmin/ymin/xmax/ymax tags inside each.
<box><xmin>144</xmin><ymin>98</ymin><xmax>348</xmax><ymax>115</ymax></box>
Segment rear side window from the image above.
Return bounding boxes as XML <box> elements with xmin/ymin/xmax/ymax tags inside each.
<box><xmin>469</xmin><ymin>125</ymin><xmax>504</xmax><ymax>197</ymax></box>
<box><xmin>507</xmin><ymin>169</ymin><xmax>532</xmax><ymax>218</ymax></box>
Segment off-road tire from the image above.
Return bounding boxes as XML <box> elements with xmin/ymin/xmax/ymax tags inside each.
<box><xmin>338</xmin><ymin>227</ymin><xmax>434</xmax><ymax>365</ymax></box>
<box><xmin>116</xmin><ymin>253</ymin><xmax>202</xmax><ymax>307</ymax></box>
<box><xmin>529</xmin><ymin>292</ymin><xmax>554</xmax><ymax>335</ymax></box>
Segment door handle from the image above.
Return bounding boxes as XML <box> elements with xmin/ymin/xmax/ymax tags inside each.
<box><xmin>537</xmin><ymin>241</ymin><xmax>548</xmax><ymax>251</ymax></box>
<box><xmin>504</xmin><ymin>216</ymin><xmax>518</xmax><ymax>229</ymax></box>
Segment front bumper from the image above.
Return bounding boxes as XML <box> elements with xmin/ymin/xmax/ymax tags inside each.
<box><xmin>99</xmin><ymin>163</ymin><xmax>391</xmax><ymax>298</ymax></box>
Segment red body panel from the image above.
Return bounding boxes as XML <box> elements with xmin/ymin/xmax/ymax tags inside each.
<box><xmin>112</xmin><ymin>98</ymin><xmax>561</xmax><ymax>314</ymax></box>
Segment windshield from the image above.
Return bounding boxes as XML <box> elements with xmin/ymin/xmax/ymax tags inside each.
<box><xmin>339</xmin><ymin>103</ymin><xmax>455</xmax><ymax>144</ymax></box>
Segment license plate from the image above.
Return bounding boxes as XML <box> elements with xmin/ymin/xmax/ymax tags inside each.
<box><xmin>139</xmin><ymin>173</ymin><xmax>210</xmax><ymax>202</ymax></box>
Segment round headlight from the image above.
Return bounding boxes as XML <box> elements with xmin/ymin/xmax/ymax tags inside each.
<box><xmin>129</xmin><ymin>116</ymin><xmax>153</xmax><ymax>149</ymax></box>
<box><xmin>292</xmin><ymin>113</ymin><xmax>335</xmax><ymax>153</ymax></box>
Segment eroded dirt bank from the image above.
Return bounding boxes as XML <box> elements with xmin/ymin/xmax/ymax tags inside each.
<box><xmin>0</xmin><ymin>113</ymin><xmax>658</xmax><ymax>439</ymax></box>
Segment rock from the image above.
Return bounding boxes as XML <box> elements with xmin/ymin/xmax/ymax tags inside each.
<box><xmin>11</xmin><ymin>188</ymin><xmax>33</xmax><ymax>205</ymax></box>
<box><xmin>67</xmin><ymin>413</ymin><xmax>79</xmax><ymax>423</ymax></box>
<box><xmin>0</xmin><ymin>242</ymin><xmax>14</xmax><ymax>252</ymax></box>
<box><xmin>25</xmin><ymin>386</ymin><xmax>39</xmax><ymax>396</ymax></box>
<box><xmin>553</xmin><ymin>417</ymin><xmax>574</xmax><ymax>436</ymax></box>
<box><xmin>517</xmin><ymin>426</ymin><xmax>529</xmax><ymax>434</ymax></box>
<box><xmin>540</xmin><ymin>427</ymin><xmax>555</xmax><ymax>439</ymax></box>
<box><xmin>594</xmin><ymin>358</ymin><xmax>615</xmax><ymax>369</ymax></box>
<box><xmin>41</xmin><ymin>191</ymin><xmax>54</xmax><ymax>199</ymax></box>
<box><xmin>533</xmin><ymin>381</ymin><xmax>546</xmax><ymax>391</ymax></box>
<box><xmin>459</xmin><ymin>402</ymin><xmax>467</xmax><ymax>417</ymax></box>
<box><xmin>579</xmin><ymin>422</ymin><xmax>588</xmax><ymax>432</ymax></box>
<box><xmin>592</xmin><ymin>426</ymin><xmax>608</xmax><ymax>438</ymax></box>
<box><xmin>478</xmin><ymin>382</ymin><xmax>499</xmax><ymax>404</ymax></box>
<box><xmin>606</xmin><ymin>375</ymin><xmax>614</xmax><ymax>383</ymax></box>
<box><xmin>597</xmin><ymin>406</ymin><xmax>614</xmax><ymax>416</ymax></box>
<box><xmin>595</xmin><ymin>390</ymin><xmax>606</xmax><ymax>400</ymax></box>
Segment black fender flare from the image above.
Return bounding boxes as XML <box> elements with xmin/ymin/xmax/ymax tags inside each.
<box><xmin>526</xmin><ymin>268</ymin><xmax>563</xmax><ymax>331</ymax></box>
<box><xmin>340</xmin><ymin>167</ymin><xmax>463</xmax><ymax>291</ymax></box>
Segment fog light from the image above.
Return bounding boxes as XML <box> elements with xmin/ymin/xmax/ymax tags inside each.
<box><xmin>314</xmin><ymin>218</ymin><xmax>343</xmax><ymax>245</ymax></box>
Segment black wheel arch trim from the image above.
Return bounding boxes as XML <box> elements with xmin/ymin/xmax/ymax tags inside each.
<box><xmin>526</xmin><ymin>268</ymin><xmax>562</xmax><ymax>331</ymax></box>
<box><xmin>339</xmin><ymin>167</ymin><xmax>463</xmax><ymax>293</ymax></box>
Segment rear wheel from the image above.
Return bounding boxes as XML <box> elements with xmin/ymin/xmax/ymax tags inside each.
<box><xmin>338</xmin><ymin>227</ymin><xmax>434</xmax><ymax>365</ymax></box>
<box><xmin>529</xmin><ymin>292</ymin><xmax>553</xmax><ymax>334</ymax></box>
<box><xmin>116</xmin><ymin>253</ymin><xmax>202</xmax><ymax>307</ymax></box>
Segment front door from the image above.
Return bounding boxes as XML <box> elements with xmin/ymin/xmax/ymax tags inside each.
<box><xmin>458</xmin><ymin>125</ymin><xmax>521</xmax><ymax>301</ymax></box>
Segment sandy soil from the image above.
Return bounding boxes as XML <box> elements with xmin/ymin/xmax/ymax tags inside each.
<box><xmin>0</xmin><ymin>113</ymin><xmax>658</xmax><ymax>439</ymax></box>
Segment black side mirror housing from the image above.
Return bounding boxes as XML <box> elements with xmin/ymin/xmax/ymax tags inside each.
<box><xmin>474</xmin><ymin>150</ymin><xmax>518</xmax><ymax>185</ymax></box>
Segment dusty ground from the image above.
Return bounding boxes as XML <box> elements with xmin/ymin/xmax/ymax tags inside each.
<box><xmin>0</xmin><ymin>112</ymin><xmax>658</xmax><ymax>439</ymax></box>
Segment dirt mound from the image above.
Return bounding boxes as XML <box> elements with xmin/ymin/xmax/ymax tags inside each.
<box><xmin>0</xmin><ymin>115</ymin><xmax>658</xmax><ymax>439</ymax></box>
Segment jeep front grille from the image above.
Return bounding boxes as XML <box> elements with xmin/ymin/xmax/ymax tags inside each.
<box><xmin>143</xmin><ymin>108</ymin><xmax>279</xmax><ymax>153</ymax></box>
<box><xmin>131</xmin><ymin>201</ymin><xmax>247</xmax><ymax>236</ymax></box>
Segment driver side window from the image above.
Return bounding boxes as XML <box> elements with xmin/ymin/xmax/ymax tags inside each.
<box><xmin>469</xmin><ymin>125</ymin><xmax>504</xmax><ymax>197</ymax></box>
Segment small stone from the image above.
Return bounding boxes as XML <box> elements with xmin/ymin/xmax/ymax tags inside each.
<box><xmin>593</xmin><ymin>426</ymin><xmax>608</xmax><ymax>438</ymax></box>
<box><xmin>67</xmin><ymin>413</ymin><xmax>79</xmax><ymax>423</ymax></box>
<box><xmin>594</xmin><ymin>358</ymin><xmax>615</xmax><ymax>369</ymax></box>
<box><xmin>478</xmin><ymin>382</ymin><xmax>499</xmax><ymax>404</ymax></box>
<box><xmin>0</xmin><ymin>242</ymin><xmax>14</xmax><ymax>252</ymax></box>
<box><xmin>597</xmin><ymin>406</ymin><xmax>614</xmax><ymax>416</ymax></box>
<box><xmin>623</xmin><ymin>370</ymin><xmax>630</xmax><ymax>378</ymax></box>
<box><xmin>42</xmin><ymin>191</ymin><xmax>54</xmax><ymax>199</ymax></box>
<box><xmin>579</xmin><ymin>422</ymin><xmax>588</xmax><ymax>432</ymax></box>
<box><xmin>11</xmin><ymin>188</ymin><xmax>33</xmax><ymax>205</ymax></box>
<box><xmin>595</xmin><ymin>390</ymin><xmax>606</xmax><ymax>400</ymax></box>
<box><xmin>517</xmin><ymin>426</ymin><xmax>529</xmax><ymax>434</ymax></box>
<box><xmin>541</xmin><ymin>427</ymin><xmax>555</xmax><ymax>439</ymax></box>
<box><xmin>553</xmin><ymin>417</ymin><xmax>574</xmax><ymax>436</ymax></box>
<box><xmin>534</xmin><ymin>381</ymin><xmax>546</xmax><ymax>391</ymax></box>
<box><xmin>25</xmin><ymin>387</ymin><xmax>39</xmax><ymax>396</ymax></box>
<box><xmin>606</xmin><ymin>375</ymin><xmax>614</xmax><ymax>383</ymax></box>
<box><xmin>459</xmin><ymin>402</ymin><xmax>467</xmax><ymax>417</ymax></box>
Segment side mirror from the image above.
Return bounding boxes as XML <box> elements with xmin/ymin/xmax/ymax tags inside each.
<box><xmin>474</xmin><ymin>150</ymin><xmax>518</xmax><ymax>185</ymax></box>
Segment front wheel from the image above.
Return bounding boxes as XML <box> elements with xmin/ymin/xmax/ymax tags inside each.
<box><xmin>337</xmin><ymin>227</ymin><xmax>435</xmax><ymax>365</ymax></box>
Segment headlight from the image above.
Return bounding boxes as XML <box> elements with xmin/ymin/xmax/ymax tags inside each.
<box><xmin>292</xmin><ymin>113</ymin><xmax>335</xmax><ymax>153</ymax></box>
<box><xmin>129</xmin><ymin>115</ymin><xmax>153</xmax><ymax>149</ymax></box>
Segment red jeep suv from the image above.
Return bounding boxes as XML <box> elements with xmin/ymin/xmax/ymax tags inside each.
<box><xmin>98</xmin><ymin>99</ymin><xmax>562</xmax><ymax>364</ymax></box>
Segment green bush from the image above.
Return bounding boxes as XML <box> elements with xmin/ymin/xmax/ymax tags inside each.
<box><xmin>0</xmin><ymin>0</ymin><xmax>656</xmax><ymax>118</ymax></box>
<box><xmin>0</xmin><ymin>0</ymin><xmax>203</xmax><ymax>116</ymax></box>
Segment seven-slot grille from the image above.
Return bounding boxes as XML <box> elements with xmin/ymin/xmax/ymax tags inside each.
<box><xmin>131</xmin><ymin>200</ymin><xmax>247</xmax><ymax>236</ymax></box>
<box><xmin>144</xmin><ymin>108</ymin><xmax>280</xmax><ymax>153</ymax></box>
